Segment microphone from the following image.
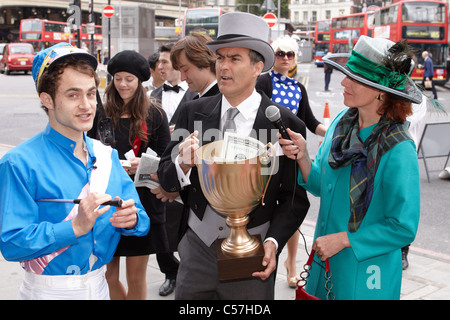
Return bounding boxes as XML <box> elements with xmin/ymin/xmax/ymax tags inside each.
<box><xmin>265</xmin><ymin>105</ymin><xmax>290</xmax><ymax>139</ymax></box>
<box><xmin>88</xmin><ymin>158</ymin><xmax>97</xmax><ymax>170</ymax></box>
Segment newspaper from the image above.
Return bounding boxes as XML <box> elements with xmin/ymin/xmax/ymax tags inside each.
<box><xmin>220</xmin><ymin>132</ymin><xmax>266</xmax><ymax>161</ymax></box>
<box><xmin>134</xmin><ymin>152</ymin><xmax>183</xmax><ymax>204</ymax></box>
<box><xmin>134</xmin><ymin>153</ymin><xmax>160</xmax><ymax>189</ymax></box>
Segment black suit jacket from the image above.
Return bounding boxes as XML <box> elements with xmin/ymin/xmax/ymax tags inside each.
<box><xmin>157</xmin><ymin>91</ymin><xmax>310</xmax><ymax>250</ymax></box>
<box><xmin>197</xmin><ymin>83</ymin><xmax>220</xmax><ymax>98</ymax></box>
<box><xmin>171</xmin><ymin>83</ymin><xmax>220</xmax><ymax>122</ymax></box>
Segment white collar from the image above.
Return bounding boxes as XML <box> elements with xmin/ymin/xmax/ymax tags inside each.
<box><xmin>221</xmin><ymin>89</ymin><xmax>261</xmax><ymax>121</ymax></box>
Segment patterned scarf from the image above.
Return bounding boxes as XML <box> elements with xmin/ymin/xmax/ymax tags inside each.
<box><xmin>328</xmin><ymin>108</ymin><xmax>411</xmax><ymax>232</ymax></box>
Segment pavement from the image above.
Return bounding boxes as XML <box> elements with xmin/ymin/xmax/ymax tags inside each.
<box><xmin>1</xmin><ymin>106</ymin><xmax>450</xmax><ymax>300</ymax></box>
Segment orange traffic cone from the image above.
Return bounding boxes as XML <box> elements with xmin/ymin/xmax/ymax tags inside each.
<box><xmin>319</xmin><ymin>102</ymin><xmax>331</xmax><ymax>147</ymax></box>
<box><xmin>323</xmin><ymin>102</ymin><xmax>330</xmax><ymax>129</ymax></box>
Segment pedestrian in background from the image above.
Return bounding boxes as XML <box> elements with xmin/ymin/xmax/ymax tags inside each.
<box><xmin>100</xmin><ymin>50</ymin><xmax>171</xmax><ymax>300</ymax></box>
<box><xmin>421</xmin><ymin>51</ymin><xmax>437</xmax><ymax>100</ymax></box>
<box><xmin>144</xmin><ymin>52</ymin><xmax>164</xmax><ymax>95</ymax></box>
<box><xmin>324</xmin><ymin>60</ymin><xmax>333</xmax><ymax>91</ymax></box>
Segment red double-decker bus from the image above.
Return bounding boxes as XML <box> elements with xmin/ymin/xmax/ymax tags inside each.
<box><xmin>373</xmin><ymin>0</ymin><xmax>448</xmax><ymax>85</ymax></box>
<box><xmin>20</xmin><ymin>19</ymin><xmax>73</xmax><ymax>51</ymax></box>
<box><xmin>19</xmin><ymin>19</ymin><xmax>102</xmax><ymax>52</ymax></box>
<box><xmin>314</xmin><ymin>19</ymin><xmax>331</xmax><ymax>67</ymax></box>
<box><xmin>329</xmin><ymin>11</ymin><xmax>375</xmax><ymax>54</ymax></box>
<box><xmin>81</xmin><ymin>23</ymin><xmax>103</xmax><ymax>50</ymax></box>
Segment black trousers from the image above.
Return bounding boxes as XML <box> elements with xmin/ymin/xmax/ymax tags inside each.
<box><xmin>422</xmin><ymin>76</ymin><xmax>437</xmax><ymax>99</ymax></box>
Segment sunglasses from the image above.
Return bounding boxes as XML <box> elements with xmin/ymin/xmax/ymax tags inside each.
<box><xmin>276</xmin><ymin>51</ymin><xmax>295</xmax><ymax>59</ymax></box>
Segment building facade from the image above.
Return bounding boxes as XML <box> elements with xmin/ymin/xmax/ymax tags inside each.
<box><xmin>289</xmin><ymin>0</ymin><xmax>356</xmax><ymax>30</ymax></box>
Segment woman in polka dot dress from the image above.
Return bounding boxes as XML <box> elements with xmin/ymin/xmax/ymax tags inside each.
<box><xmin>257</xmin><ymin>36</ymin><xmax>327</xmax><ymax>137</ymax></box>
<box><xmin>256</xmin><ymin>35</ymin><xmax>327</xmax><ymax>289</ymax></box>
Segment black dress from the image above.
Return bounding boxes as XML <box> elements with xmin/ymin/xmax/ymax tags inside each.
<box><xmin>113</xmin><ymin>106</ymin><xmax>171</xmax><ymax>256</ymax></box>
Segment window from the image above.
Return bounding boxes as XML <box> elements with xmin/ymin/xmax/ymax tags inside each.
<box><xmin>402</xmin><ymin>2</ymin><xmax>445</xmax><ymax>23</ymax></box>
<box><xmin>294</xmin><ymin>11</ymin><xmax>299</xmax><ymax>24</ymax></box>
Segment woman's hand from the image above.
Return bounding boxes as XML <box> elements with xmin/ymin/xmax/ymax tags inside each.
<box><xmin>123</xmin><ymin>157</ymin><xmax>140</xmax><ymax>175</ymax></box>
<box><xmin>277</xmin><ymin>128</ymin><xmax>306</xmax><ymax>161</ymax></box>
<box><xmin>278</xmin><ymin>128</ymin><xmax>311</xmax><ymax>183</ymax></box>
<box><xmin>312</xmin><ymin>232</ymin><xmax>351</xmax><ymax>261</ymax></box>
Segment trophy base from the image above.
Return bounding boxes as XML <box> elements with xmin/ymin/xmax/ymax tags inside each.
<box><xmin>216</xmin><ymin>234</ymin><xmax>265</xmax><ymax>281</ymax></box>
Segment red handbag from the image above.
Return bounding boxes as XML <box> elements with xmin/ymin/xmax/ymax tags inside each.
<box><xmin>295</xmin><ymin>250</ymin><xmax>335</xmax><ymax>300</ymax></box>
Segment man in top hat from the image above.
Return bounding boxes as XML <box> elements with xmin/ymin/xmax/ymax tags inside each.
<box><xmin>0</xmin><ymin>43</ymin><xmax>150</xmax><ymax>300</ymax></box>
<box><xmin>157</xmin><ymin>12</ymin><xmax>310</xmax><ymax>300</ymax></box>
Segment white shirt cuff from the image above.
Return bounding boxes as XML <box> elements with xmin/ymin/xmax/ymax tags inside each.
<box><xmin>264</xmin><ymin>237</ymin><xmax>279</xmax><ymax>252</ymax></box>
<box><xmin>175</xmin><ymin>155</ymin><xmax>191</xmax><ymax>187</ymax></box>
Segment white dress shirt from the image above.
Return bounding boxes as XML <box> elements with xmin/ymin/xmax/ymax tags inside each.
<box><xmin>161</xmin><ymin>80</ymin><xmax>189</xmax><ymax>122</ymax></box>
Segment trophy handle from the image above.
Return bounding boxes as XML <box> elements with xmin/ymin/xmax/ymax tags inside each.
<box><xmin>261</xmin><ymin>142</ymin><xmax>277</xmax><ymax>206</ymax></box>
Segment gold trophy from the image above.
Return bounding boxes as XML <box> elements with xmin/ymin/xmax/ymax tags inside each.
<box><xmin>195</xmin><ymin>139</ymin><xmax>276</xmax><ymax>280</ymax></box>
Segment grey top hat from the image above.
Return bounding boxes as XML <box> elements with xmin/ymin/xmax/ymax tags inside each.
<box><xmin>323</xmin><ymin>36</ymin><xmax>422</xmax><ymax>104</ymax></box>
<box><xmin>206</xmin><ymin>12</ymin><xmax>275</xmax><ymax>72</ymax></box>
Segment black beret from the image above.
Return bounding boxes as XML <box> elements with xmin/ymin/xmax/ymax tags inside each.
<box><xmin>107</xmin><ymin>50</ymin><xmax>150</xmax><ymax>82</ymax></box>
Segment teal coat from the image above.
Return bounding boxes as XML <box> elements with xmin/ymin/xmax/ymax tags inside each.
<box><xmin>299</xmin><ymin>108</ymin><xmax>420</xmax><ymax>300</ymax></box>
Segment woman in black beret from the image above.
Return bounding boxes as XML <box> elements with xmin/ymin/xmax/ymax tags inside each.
<box><xmin>103</xmin><ymin>50</ymin><xmax>171</xmax><ymax>300</ymax></box>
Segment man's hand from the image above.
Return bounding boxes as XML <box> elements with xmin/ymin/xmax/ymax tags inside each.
<box><xmin>149</xmin><ymin>173</ymin><xmax>180</xmax><ymax>202</ymax></box>
<box><xmin>72</xmin><ymin>193</ymin><xmax>112</xmax><ymax>238</ymax></box>
<box><xmin>252</xmin><ymin>240</ymin><xmax>277</xmax><ymax>281</ymax></box>
<box><xmin>109</xmin><ymin>196</ymin><xmax>138</xmax><ymax>229</ymax></box>
<box><xmin>178</xmin><ymin>131</ymin><xmax>199</xmax><ymax>173</ymax></box>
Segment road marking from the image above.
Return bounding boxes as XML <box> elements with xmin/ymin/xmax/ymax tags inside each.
<box><xmin>316</xmin><ymin>91</ymin><xmax>337</xmax><ymax>97</ymax></box>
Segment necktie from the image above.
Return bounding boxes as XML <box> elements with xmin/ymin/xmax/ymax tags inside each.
<box><xmin>163</xmin><ymin>84</ymin><xmax>180</xmax><ymax>93</ymax></box>
<box><xmin>222</xmin><ymin>108</ymin><xmax>240</xmax><ymax>133</ymax></box>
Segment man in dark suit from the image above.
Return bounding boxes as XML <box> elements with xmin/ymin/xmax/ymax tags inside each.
<box><xmin>170</xmin><ymin>32</ymin><xmax>220</xmax><ymax>100</ymax></box>
<box><xmin>157</xmin><ymin>12</ymin><xmax>310</xmax><ymax>300</ymax></box>
<box><xmin>150</xmin><ymin>43</ymin><xmax>196</xmax><ymax>127</ymax></box>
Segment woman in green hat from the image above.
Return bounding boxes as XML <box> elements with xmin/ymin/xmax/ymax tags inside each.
<box><xmin>280</xmin><ymin>36</ymin><xmax>421</xmax><ymax>299</ymax></box>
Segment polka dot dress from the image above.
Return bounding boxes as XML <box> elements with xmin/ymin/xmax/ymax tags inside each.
<box><xmin>270</xmin><ymin>70</ymin><xmax>302</xmax><ymax>115</ymax></box>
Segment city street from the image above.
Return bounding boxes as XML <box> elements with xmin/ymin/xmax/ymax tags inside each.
<box><xmin>0</xmin><ymin>61</ymin><xmax>449</xmax><ymax>300</ymax></box>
